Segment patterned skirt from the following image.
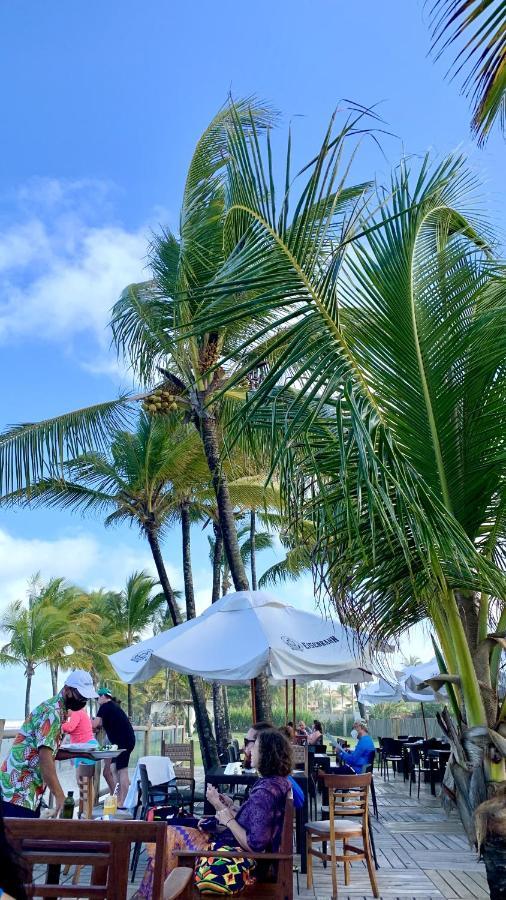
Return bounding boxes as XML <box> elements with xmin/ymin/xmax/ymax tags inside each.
<box><xmin>132</xmin><ymin>825</ymin><xmax>210</xmax><ymax>898</ymax></box>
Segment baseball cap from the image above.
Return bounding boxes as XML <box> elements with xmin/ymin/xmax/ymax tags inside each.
<box><xmin>98</xmin><ymin>687</ymin><xmax>113</xmax><ymax>697</ymax></box>
<box><xmin>64</xmin><ymin>670</ymin><xmax>99</xmax><ymax>699</ymax></box>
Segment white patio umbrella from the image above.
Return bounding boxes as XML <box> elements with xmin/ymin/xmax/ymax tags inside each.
<box><xmin>109</xmin><ymin>590</ymin><xmax>376</xmax><ymax>720</ymax></box>
<box><xmin>359</xmin><ymin>660</ymin><xmax>446</xmax><ymax>737</ymax></box>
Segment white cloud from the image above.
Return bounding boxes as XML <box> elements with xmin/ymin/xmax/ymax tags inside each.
<box><xmin>0</xmin><ymin>178</ymin><xmax>152</xmax><ymax>358</ymax></box>
<box><xmin>0</xmin><ymin>526</ymin><xmax>179</xmax><ymax>611</ymax></box>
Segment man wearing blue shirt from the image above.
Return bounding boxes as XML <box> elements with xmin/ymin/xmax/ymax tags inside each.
<box><xmin>337</xmin><ymin>719</ymin><xmax>375</xmax><ymax>773</ymax></box>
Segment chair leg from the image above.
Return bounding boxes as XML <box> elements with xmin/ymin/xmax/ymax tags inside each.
<box><xmin>343</xmin><ymin>841</ymin><xmax>350</xmax><ymax>885</ymax></box>
<box><xmin>365</xmin><ymin>832</ymin><xmax>380</xmax><ymax>898</ymax></box>
<box><xmin>368</xmin><ymin>816</ymin><xmax>379</xmax><ymax>870</ymax></box>
<box><xmin>370</xmin><ymin>779</ymin><xmax>378</xmax><ymax>819</ymax></box>
<box><xmin>330</xmin><ymin>837</ymin><xmax>338</xmax><ymax>900</ymax></box>
<box><xmin>131</xmin><ymin>842</ymin><xmax>141</xmax><ymax>881</ymax></box>
<box><xmin>306</xmin><ymin>833</ymin><xmax>313</xmax><ymax>889</ymax></box>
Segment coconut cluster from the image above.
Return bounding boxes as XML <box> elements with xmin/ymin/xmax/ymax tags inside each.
<box><xmin>143</xmin><ymin>385</ymin><xmax>181</xmax><ymax>415</ymax></box>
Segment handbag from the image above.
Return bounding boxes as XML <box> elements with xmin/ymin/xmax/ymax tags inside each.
<box><xmin>194</xmin><ymin>844</ymin><xmax>256</xmax><ymax>895</ymax></box>
<box><xmin>147</xmin><ymin>805</ymin><xmax>200</xmax><ymax>828</ymax></box>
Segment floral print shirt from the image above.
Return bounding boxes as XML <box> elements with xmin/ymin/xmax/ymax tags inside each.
<box><xmin>0</xmin><ymin>691</ymin><xmax>66</xmax><ymax>810</ymax></box>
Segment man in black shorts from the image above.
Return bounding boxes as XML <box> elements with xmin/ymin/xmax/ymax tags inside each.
<box><xmin>92</xmin><ymin>688</ymin><xmax>136</xmax><ymax>806</ymax></box>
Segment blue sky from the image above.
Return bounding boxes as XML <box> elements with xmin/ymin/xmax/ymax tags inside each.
<box><xmin>0</xmin><ymin>1</ymin><xmax>504</xmax><ymax>719</ymax></box>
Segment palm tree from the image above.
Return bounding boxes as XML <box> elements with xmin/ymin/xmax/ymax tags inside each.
<box><xmin>0</xmin><ymin>580</ymin><xmax>80</xmax><ymax>718</ymax></box>
<box><xmin>0</xmin><ymin>99</ymin><xmax>279</xmax><ymax>722</ymax></box>
<box><xmin>186</xmin><ymin>114</ymin><xmax>506</xmax><ymax>834</ymax></box>
<box><xmin>36</xmin><ymin>576</ymin><xmax>97</xmax><ymax>693</ymax></box>
<box><xmin>3</xmin><ymin>413</ymin><xmax>275</xmax><ymax>768</ymax></box>
<box><xmin>97</xmin><ymin>572</ymin><xmax>166</xmax><ymax>718</ymax></box>
<box><xmin>428</xmin><ymin>1</ymin><xmax>506</xmax><ymax>144</ymax></box>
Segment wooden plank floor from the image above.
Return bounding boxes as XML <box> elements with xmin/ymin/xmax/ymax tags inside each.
<box><xmin>36</xmin><ymin>769</ymin><xmax>489</xmax><ymax>899</ymax></box>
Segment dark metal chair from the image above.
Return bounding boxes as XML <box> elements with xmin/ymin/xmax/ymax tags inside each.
<box><xmin>131</xmin><ymin>763</ymin><xmax>175</xmax><ymax>881</ymax></box>
<box><xmin>379</xmin><ymin>738</ymin><xmax>404</xmax><ymax>780</ymax></box>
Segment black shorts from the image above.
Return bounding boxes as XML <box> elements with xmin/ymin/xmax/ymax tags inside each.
<box><xmin>1</xmin><ymin>799</ymin><xmax>41</xmax><ymax>818</ymax></box>
<box><xmin>113</xmin><ymin>748</ymin><xmax>134</xmax><ymax>771</ymax></box>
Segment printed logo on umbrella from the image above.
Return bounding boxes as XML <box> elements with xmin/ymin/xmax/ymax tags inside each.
<box><xmin>131</xmin><ymin>647</ymin><xmax>153</xmax><ymax>663</ymax></box>
<box><xmin>280</xmin><ymin>634</ymin><xmax>339</xmax><ymax>652</ymax></box>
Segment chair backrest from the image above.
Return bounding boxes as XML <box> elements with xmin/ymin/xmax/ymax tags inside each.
<box><xmin>232</xmin><ymin>738</ymin><xmax>240</xmax><ymax>757</ymax></box>
<box><xmin>165</xmin><ymin>742</ymin><xmax>194</xmax><ymax>779</ymax></box>
<box><xmin>381</xmin><ymin>737</ymin><xmax>403</xmax><ymax>755</ymax></box>
<box><xmin>139</xmin><ymin>762</ymin><xmax>152</xmax><ymax>806</ymax></box>
<box><xmin>7</xmin><ymin>818</ymin><xmax>167</xmax><ymax>900</ymax></box>
<box><xmin>361</xmin><ymin>748</ymin><xmax>376</xmax><ymax>774</ymax></box>
<box><xmin>291</xmin><ymin>743</ymin><xmax>308</xmax><ymax>775</ymax></box>
<box><xmin>323</xmin><ymin>772</ymin><xmax>371</xmax><ymax>821</ymax></box>
<box><xmin>398</xmin><ymin>734</ymin><xmax>409</xmax><ymax>740</ymax></box>
<box><xmin>227</xmin><ymin>743</ymin><xmax>239</xmax><ymax>762</ymax></box>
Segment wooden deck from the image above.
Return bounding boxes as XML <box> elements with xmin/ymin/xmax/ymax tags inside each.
<box><xmin>37</xmin><ymin>768</ymin><xmax>488</xmax><ymax>899</ymax></box>
<box><xmin>128</xmin><ymin>771</ymin><xmax>488</xmax><ymax>900</ymax></box>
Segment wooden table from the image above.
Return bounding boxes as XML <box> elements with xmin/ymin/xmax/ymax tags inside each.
<box><xmin>204</xmin><ymin>764</ymin><xmax>309</xmax><ymax>873</ymax></box>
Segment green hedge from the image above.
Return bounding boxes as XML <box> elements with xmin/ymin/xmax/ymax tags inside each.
<box><xmin>227</xmin><ymin>706</ymin><xmax>352</xmax><ymax>736</ymax></box>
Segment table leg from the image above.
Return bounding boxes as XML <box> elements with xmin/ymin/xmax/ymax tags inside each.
<box><xmin>430</xmin><ymin>758</ymin><xmax>436</xmax><ymax>796</ymax></box>
<box><xmin>46</xmin><ymin>863</ymin><xmax>61</xmax><ymax>885</ymax></box>
<box><xmin>296</xmin><ymin>790</ymin><xmax>308</xmax><ymax>874</ymax></box>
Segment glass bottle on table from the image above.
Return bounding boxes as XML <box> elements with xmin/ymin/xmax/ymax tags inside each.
<box><xmin>62</xmin><ymin>791</ymin><xmax>75</xmax><ymax>819</ymax></box>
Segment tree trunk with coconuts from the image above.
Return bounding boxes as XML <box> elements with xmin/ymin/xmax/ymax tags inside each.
<box><xmin>197</xmin><ymin>411</ymin><xmax>272</xmax><ymax>723</ymax></box>
<box><xmin>145</xmin><ymin>522</ymin><xmax>218</xmax><ymax>770</ymax></box>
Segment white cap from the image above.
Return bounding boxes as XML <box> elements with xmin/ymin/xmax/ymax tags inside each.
<box><xmin>64</xmin><ymin>669</ymin><xmax>99</xmax><ymax>699</ymax></box>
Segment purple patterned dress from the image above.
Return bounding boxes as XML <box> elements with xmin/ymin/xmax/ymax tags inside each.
<box><xmin>134</xmin><ymin>775</ymin><xmax>291</xmax><ymax>898</ymax></box>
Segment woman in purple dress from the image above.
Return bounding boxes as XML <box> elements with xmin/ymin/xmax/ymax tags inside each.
<box><xmin>134</xmin><ymin>728</ymin><xmax>292</xmax><ymax>897</ymax></box>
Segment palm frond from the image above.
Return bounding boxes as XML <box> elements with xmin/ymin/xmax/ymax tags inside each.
<box><xmin>0</xmin><ymin>397</ymin><xmax>134</xmax><ymax>495</ymax></box>
<box><xmin>429</xmin><ymin>0</ymin><xmax>506</xmax><ymax>143</ymax></box>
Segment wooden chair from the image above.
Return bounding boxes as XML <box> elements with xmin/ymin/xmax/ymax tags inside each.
<box><xmin>174</xmin><ymin>797</ymin><xmax>294</xmax><ymax>899</ymax></box>
<box><xmin>306</xmin><ymin>773</ymin><xmax>379</xmax><ymax>900</ymax></box>
<box><xmin>291</xmin><ymin>743</ymin><xmax>308</xmax><ymax>776</ymax></box>
<box><xmin>163</xmin><ymin>741</ymin><xmax>205</xmax><ymax>812</ymax></box>
<box><xmin>77</xmin><ymin>765</ymin><xmax>96</xmax><ymax>819</ymax></box>
<box><xmin>6</xmin><ymin>818</ymin><xmax>167</xmax><ymax>900</ymax></box>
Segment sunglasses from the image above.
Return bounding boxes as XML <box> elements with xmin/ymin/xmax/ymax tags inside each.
<box><xmin>244</xmin><ymin>737</ymin><xmax>256</xmax><ymax>746</ymax></box>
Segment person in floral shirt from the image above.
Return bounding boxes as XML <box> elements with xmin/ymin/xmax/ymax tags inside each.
<box><xmin>0</xmin><ymin>669</ymin><xmax>98</xmax><ymax>818</ymax></box>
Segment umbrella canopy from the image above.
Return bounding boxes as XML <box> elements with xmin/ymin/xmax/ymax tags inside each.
<box><xmin>358</xmin><ymin>659</ymin><xmax>446</xmax><ymax>706</ymax></box>
<box><xmin>108</xmin><ymin>590</ymin><xmax>376</xmax><ymax>686</ymax></box>
<box><xmin>358</xmin><ymin>677</ymin><xmax>404</xmax><ymax>706</ymax></box>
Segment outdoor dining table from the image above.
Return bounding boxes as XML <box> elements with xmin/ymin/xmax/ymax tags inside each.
<box><xmin>204</xmin><ymin>764</ymin><xmax>309</xmax><ymax>873</ymax></box>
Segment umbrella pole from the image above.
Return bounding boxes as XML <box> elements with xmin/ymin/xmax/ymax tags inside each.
<box><xmin>250</xmin><ymin>679</ymin><xmax>257</xmax><ymax>724</ymax></box>
<box><xmin>285</xmin><ymin>680</ymin><xmax>288</xmax><ymax>725</ymax></box>
<box><xmin>292</xmin><ymin>679</ymin><xmax>296</xmax><ymax>728</ymax></box>
<box><xmin>421</xmin><ymin>702</ymin><xmax>428</xmax><ymax>739</ymax></box>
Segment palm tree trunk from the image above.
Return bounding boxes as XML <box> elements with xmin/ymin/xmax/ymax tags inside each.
<box><xmin>25</xmin><ymin>670</ymin><xmax>33</xmax><ymax>720</ymax></box>
<box><xmin>198</xmin><ymin>413</ymin><xmax>272</xmax><ymax>722</ymax></box>
<box><xmin>127</xmin><ymin>683</ymin><xmax>133</xmax><ymax>720</ymax></box>
<box><xmin>211</xmin><ymin>521</ymin><xmax>228</xmax><ymax>752</ymax></box>
<box><xmin>145</xmin><ymin>527</ymin><xmax>182</xmax><ymax>626</ymax></box>
<box><xmin>198</xmin><ymin>413</ymin><xmax>249</xmax><ymax>591</ymax></box>
<box><xmin>354</xmin><ymin>683</ymin><xmax>366</xmax><ymax>720</ymax></box>
<box><xmin>145</xmin><ymin>522</ymin><xmax>218</xmax><ymax>770</ymax></box>
<box><xmin>250</xmin><ymin>510</ymin><xmax>257</xmax><ymax>591</ymax></box>
<box><xmin>181</xmin><ymin>503</ymin><xmax>196</xmax><ymax>621</ymax></box>
<box><xmin>212</xmin><ymin>522</ymin><xmax>223</xmax><ymax>603</ymax></box>
<box><xmin>50</xmin><ymin>662</ymin><xmax>58</xmax><ymax>695</ymax></box>
<box><xmin>212</xmin><ymin>681</ymin><xmax>229</xmax><ymax>757</ymax></box>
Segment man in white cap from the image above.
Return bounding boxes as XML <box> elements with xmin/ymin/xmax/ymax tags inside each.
<box><xmin>0</xmin><ymin>670</ymin><xmax>98</xmax><ymax>818</ymax></box>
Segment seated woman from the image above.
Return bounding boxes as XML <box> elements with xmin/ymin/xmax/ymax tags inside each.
<box><xmin>134</xmin><ymin>729</ymin><xmax>292</xmax><ymax>898</ymax></box>
<box><xmin>307</xmin><ymin>720</ymin><xmax>323</xmax><ymax>746</ymax></box>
